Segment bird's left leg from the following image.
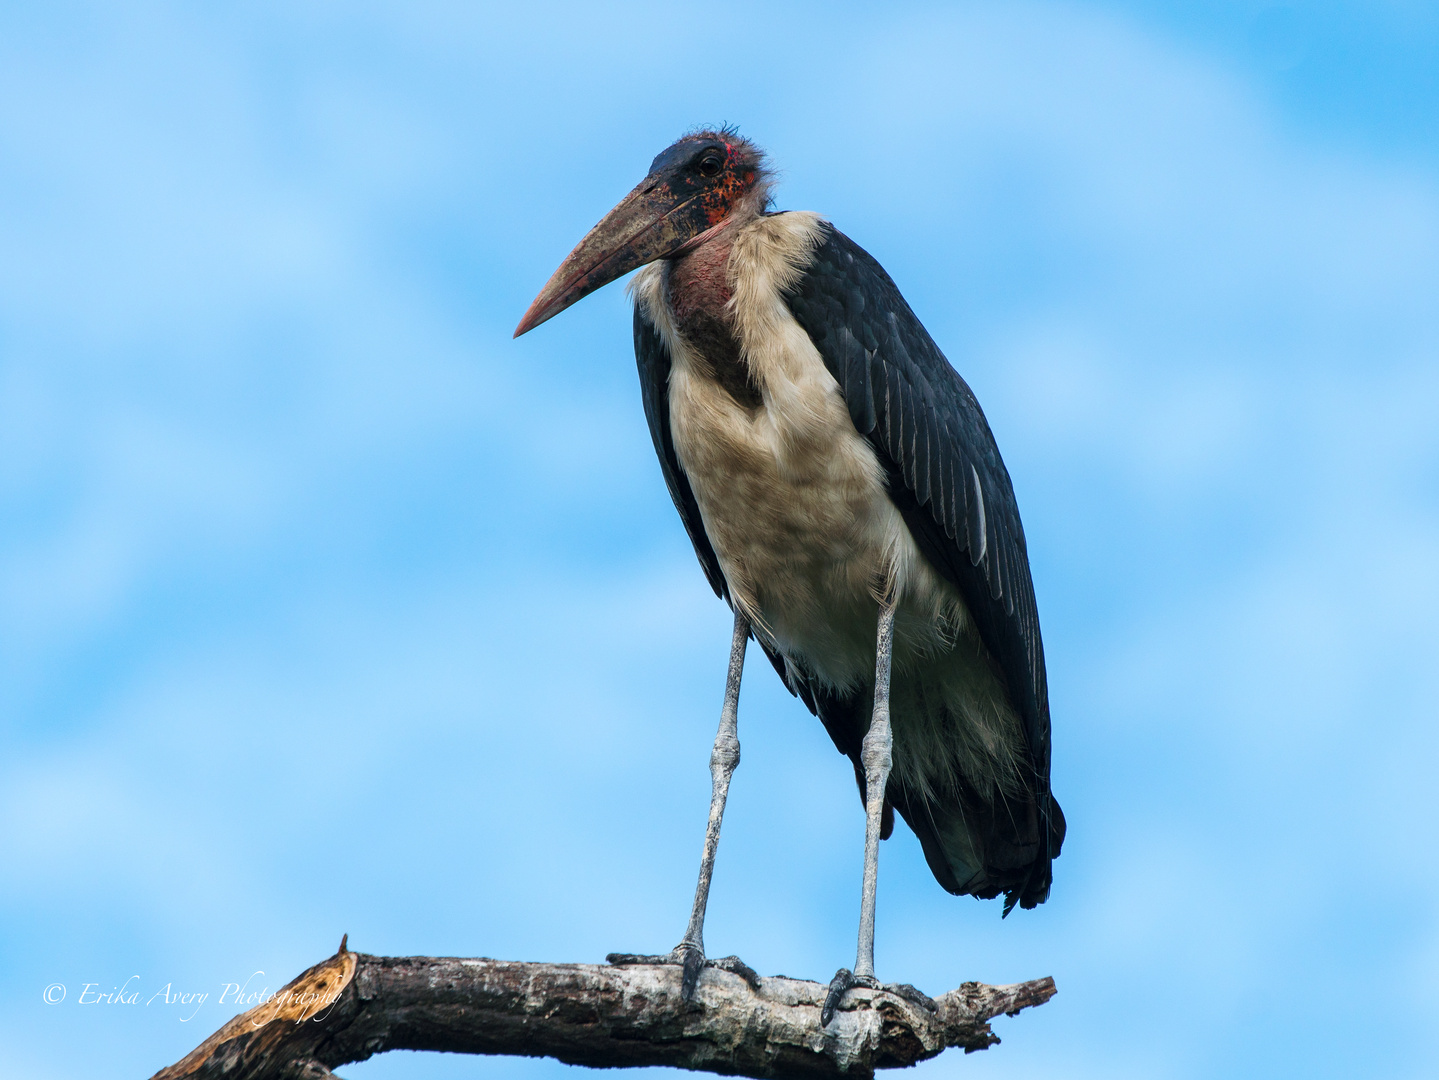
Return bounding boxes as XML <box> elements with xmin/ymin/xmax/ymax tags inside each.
<box><xmin>608</xmin><ymin>609</ymin><xmax>759</xmax><ymax>1001</ymax></box>
<box><xmin>822</xmin><ymin>591</ymin><xmax>935</xmax><ymax>1026</ymax></box>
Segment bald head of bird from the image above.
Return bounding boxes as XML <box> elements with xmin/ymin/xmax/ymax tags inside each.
<box><xmin>514</xmin><ymin>130</ymin><xmax>770</xmax><ymax>337</ymax></box>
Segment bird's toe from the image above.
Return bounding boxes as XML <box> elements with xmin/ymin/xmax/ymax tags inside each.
<box><xmin>821</xmin><ymin>967</ymin><xmax>857</xmax><ymax>1027</ymax></box>
<box><xmin>705</xmin><ymin>954</ymin><xmax>761</xmax><ymax>990</ymax></box>
<box><xmin>821</xmin><ymin>971</ymin><xmax>935</xmax><ymax>1027</ymax></box>
<box><xmin>878</xmin><ymin>981</ymin><xmax>938</xmax><ymax>1013</ymax></box>
<box><xmin>607</xmin><ymin>944</ymin><xmax>726</xmax><ymax>1003</ymax></box>
<box><xmin>604</xmin><ymin>952</ymin><xmax>675</xmax><ymax>966</ymax></box>
<box><xmin>678</xmin><ymin>944</ymin><xmax>705</xmax><ymax>1002</ymax></box>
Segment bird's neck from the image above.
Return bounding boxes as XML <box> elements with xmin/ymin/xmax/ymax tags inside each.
<box><xmin>663</xmin><ymin>214</ymin><xmax>762</xmax><ymax>410</ymax></box>
<box><xmin>666</xmin><ymin>227</ymin><xmax>734</xmax><ymax>325</ymax></box>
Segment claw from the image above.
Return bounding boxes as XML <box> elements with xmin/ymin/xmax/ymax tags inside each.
<box><xmin>821</xmin><ymin>969</ymin><xmax>933</xmax><ymax>1027</ymax></box>
<box><xmin>707</xmin><ymin>955</ymin><xmax>762</xmax><ymax>991</ymax></box>
<box><xmin>609</xmin><ymin>946</ymin><xmax>760</xmax><ymax>1003</ymax></box>
<box><xmin>883</xmin><ymin>981</ymin><xmax>938</xmax><ymax>1013</ymax></box>
<box><xmin>679</xmin><ymin>944</ymin><xmax>705</xmax><ymax>1002</ymax></box>
<box><xmin>605</xmin><ymin>952</ymin><xmax>673</xmax><ymax>965</ymax></box>
<box><xmin>821</xmin><ymin>967</ymin><xmax>856</xmax><ymax>1027</ymax></box>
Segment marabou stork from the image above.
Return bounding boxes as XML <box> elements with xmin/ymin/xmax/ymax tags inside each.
<box><xmin>514</xmin><ymin>130</ymin><xmax>1064</xmax><ymax>1024</ymax></box>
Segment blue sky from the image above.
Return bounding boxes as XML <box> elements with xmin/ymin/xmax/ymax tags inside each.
<box><xmin>2</xmin><ymin>2</ymin><xmax>1436</xmax><ymax>1077</ymax></box>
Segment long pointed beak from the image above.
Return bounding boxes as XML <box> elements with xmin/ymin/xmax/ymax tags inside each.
<box><xmin>514</xmin><ymin>176</ymin><xmax>712</xmax><ymax>338</ymax></box>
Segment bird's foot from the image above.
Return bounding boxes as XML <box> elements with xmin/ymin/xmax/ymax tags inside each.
<box><xmin>820</xmin><ymin>968</ymin><xmax>938</xmax><ymax>1027</ymax></box>
<box><xmin>606</xmin><ymin>946</ymin><xmax>761</xmax><ymax>1002</ymax></box>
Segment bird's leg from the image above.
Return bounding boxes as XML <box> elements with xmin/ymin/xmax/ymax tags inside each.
<box><xmin>674</xmin><ymin>607</ymin><xmax>748</xmax><ymax>997</ymax></box>
<box><xmin>820</xmin><ymin>594</ymin><xmax>895</xmax><ymax>1023</ymax></box>
<box><xmin>608</xmin><ymin>609</ymin><xmax>756</xmax><ymax>1002</ymax></box>
<box><xmin>821</xmin><ymin>592</ymin><xmax>934</xmax><ymax>1026</ymax></box>
<box><xmin>854</xmin><ymin>591</ymin><xmax>895</xmax><ymax>983</ymax></box>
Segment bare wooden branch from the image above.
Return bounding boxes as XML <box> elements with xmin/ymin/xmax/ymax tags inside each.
<box><xmin>150</xmin><ymin>942</ymin><xmax>1055</xmax><ymax>1080</ymax></box>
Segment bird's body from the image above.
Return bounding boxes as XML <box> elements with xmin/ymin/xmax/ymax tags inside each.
<box><xmin>638</xmin><ymin>213</ymin><xmax>909</xmax><ymax>692</ymax></box>
<box><xmin>515</xmin><ymin>130</ymin><xmax>1062</xmax><ymax>1007</ymax></box>
<box><xmin>634</xmin><ymin>207</ymin><xmax>1056</xmax><ymax>906</ymax></box>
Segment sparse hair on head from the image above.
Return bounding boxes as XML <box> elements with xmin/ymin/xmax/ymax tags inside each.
<box><xmin>679</xmin><ymin>125</ymin><xmax>775</xmax><ymax>210</ymax></box>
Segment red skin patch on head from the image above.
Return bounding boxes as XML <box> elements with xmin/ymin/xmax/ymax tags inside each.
<box><xmin>699</xmin><ymin>152</ymin><xmax>755</xmax><ymax>225</ymax></box>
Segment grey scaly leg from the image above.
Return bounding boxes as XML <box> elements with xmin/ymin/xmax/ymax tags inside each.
<box><xmin>821</xmin><ymin>595</ymin><xmax>895</xmax><ymax>1024</ymax></box>
<box><xmin>608</xmin><ymin>609</ymin><xmax>756</xmax><ymax>1002</ymax></box>
<box><xmin>822</xmin><ymin>593</ymin><xmax>933</xmax><ymax>1026</ymax></box>
<box><xmin>674</xmin><ymin>608</ymin><xmax>749</xmax><ymax>998</ymax></box>
<box><xmin>854</xmin><ymin>593</ymin><xmax>895</xmax><ymax>982</ymax></box>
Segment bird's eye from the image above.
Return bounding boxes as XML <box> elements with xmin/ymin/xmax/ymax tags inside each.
<box><xmin>698</xmin><ymin>154</ymin><xmax>723</xmax><ymax>177</ymax></box>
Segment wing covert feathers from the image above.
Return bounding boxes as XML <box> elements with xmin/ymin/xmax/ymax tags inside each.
<box><xmin>782</xmin><ymin>221</ymin><xmax>1063</xmax><ymax>911</ymax></box>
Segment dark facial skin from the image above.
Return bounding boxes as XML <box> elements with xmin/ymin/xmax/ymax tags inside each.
<box><xmin>645</xmin><ymin>136</ymin><xmax>761</xmax><ymax>229</ymax></box>
<box><xmin>514</xmin><ymin>132</ymin><xmax>766</xmax><ymax>337</ymax></box>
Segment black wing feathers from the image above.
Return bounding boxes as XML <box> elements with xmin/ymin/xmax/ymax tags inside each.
<box><xmin>784</xmin><ymin>223</ymin><xmax>1062</xmax><ymax>909</ymax></box>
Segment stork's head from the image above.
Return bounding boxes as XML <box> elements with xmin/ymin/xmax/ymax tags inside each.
<box><xmin>514</xmin><ymin>130</ymin><xmax>769</xmax><ymax>336</ymax></box>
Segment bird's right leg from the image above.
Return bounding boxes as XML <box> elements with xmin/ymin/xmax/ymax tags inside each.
<box><xmin>821</xmin><ymin>591</ymin><xmax>936</xmax><ymax>1026</ymax></box>
<box><xmin>607</xmin><ymin>608</ymin><xmax>757</xmax><ymax>1001</ymax></box>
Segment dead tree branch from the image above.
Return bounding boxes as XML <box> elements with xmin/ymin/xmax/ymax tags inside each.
<box><xmin>150</xmin><ymin>939</ymin><xmax>1055</xmax><ymax>1079</ymax></box>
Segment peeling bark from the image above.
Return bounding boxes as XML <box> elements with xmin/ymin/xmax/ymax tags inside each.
<box><xmin>151</xmin><ymin>941</ymin><xmax>1054</xmax><ymax>1080</ymax></box>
